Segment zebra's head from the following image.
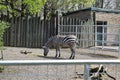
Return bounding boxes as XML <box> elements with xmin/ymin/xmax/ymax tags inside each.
<box><xmin>43</xmin><ymin>46</ymin><xmax>49</xmax><ymax>56</ymax></box>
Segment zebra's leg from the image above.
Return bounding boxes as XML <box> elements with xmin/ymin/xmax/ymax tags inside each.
<box><xmin>55</xmin><ymin>46</ymin><xmax>60</xmax><ymax>58</ymax></box>
<box><xmin>55</xmin><ymin>47</ymin><xmax>58</xmax><ymax>58</ymax></box>
<box><xmin>58</xmin><ymin>47</ymin><xmax>61</xmax><ymax>57</ymax></box>
<box><xmin>72</xmin><ymin>48</ymin><xmax>75</xmax><ymax>59</ymax></box>
<box><xmin>69</xmin><ymin>47</ymin><xmax>75</xmax><ymax>59</ymax></box>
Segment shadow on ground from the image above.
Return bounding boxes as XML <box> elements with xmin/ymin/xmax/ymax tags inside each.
<box><xmin>80</xmin><ymin>53</ymin><xmax>118</xmax><ymax>59</ymax></box>
<box><xmin>36</xmin><ymin>55</ymin><xmax>66</xmax><ymax>59</ymax></box>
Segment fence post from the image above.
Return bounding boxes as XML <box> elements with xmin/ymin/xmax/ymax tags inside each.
<box><xmin>56</xmin><ymin>10</ymin><xmax>62</xmax><ymax>35</ymax></box>
<box><xmin>95</xmin><ymin>25</ymin><xmax>97</xmax><ymax>47</ymax></box>
<box><xmin>75</xmin><ymin>23</ymin><xmax>78</xmax><ymax>37</ymax></box>
<box><xmin>56</xmin><ymin>10</ymin><xmax>60</xmax><ymax>35</ymax></box>
<box><xmin>84</xmin><ymin>64</ymin><xmax>90</xmax><ymax>80</ymax></box>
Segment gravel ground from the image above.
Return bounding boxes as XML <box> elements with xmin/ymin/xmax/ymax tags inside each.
<box><xmin>0</xmin><ymin>47</ymin><xmax>119</xmax><ymax>80</ymax></box>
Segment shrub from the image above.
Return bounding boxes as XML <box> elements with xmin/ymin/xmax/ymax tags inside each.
<box><xmin>0</xmin><ymin>21</ymin><xmax>9</xmax><ymax>47</ymax></box>
<box><xmin>0</xmin><ymin>21</ymin><xmax>9</xmax><ymax>72</ymax></box>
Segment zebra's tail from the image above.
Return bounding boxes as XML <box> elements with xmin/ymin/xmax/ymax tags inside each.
<box><xmin>76</xmin><ymin>39</ymin><xmax>79</xmax><ymax>46</ymax></box>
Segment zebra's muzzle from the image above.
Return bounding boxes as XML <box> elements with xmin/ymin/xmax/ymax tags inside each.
<box><xmin>43</xmin><ymin>46</ymin><xmax>49</xmax><ymax>56</ymax></box>
<box><xmin>44</xmin><ymin>53</ymin><xmax>47</xmax><ymax>56</ymax></box>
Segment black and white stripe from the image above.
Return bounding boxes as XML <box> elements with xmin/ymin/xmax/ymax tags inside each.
<box><xmin>63</xmin><ymin>36</ymin><xmax>77</xmax><ymax>43</ymax></box>
<box><xmin>43</xmin><ymin>35</ymin><xmax>78</xmax><ymax>59</ymax></box>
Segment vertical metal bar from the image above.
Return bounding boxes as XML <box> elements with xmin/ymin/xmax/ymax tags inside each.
<box><xmin>93</xmin><ymin>12</ymin><xmax>97</xmax><ymax>53</ymax></box>
<box><xmin>115</xmin><ymin>64</ymin><xmax>117</xmax><ymax>79</ymax></box>
<box><xmin>56</xmin><ymin>65</ymin><xmax>58</xmax><ymax>80</ymax></box>
<box><xmin>94</xmin><ymin>25</ymin><xmax>97</xmax><ymax>54</ymax></box>
<box><xmin>17</xmin><ymin>65</ymin><xmax>20</xmax><ymax>80</ymax></box>
<box><xmin>84</xmin><ymin>64</ymin><xmax>90</xmax><ymax>80</ymax></box>
<box><xmin>102</xmin><ymin>24</ymin><xmax>105</xmax><ymax>53</ymax></box>
<box><xmin>70</xmin><ymin>18</ymin><xmax>72</xmax><ymax>35</ymax></box>
<box><xmin>74</xmin><ymin>64</ymin><xmax>77</xmax><ymax>80</ymax></box>
<box><xmin>65</xmin><ymin>65</ymin><xmax>68</xmax><ymax>80</ymax></box>
<box><xmin>76</xmin><ymin>23</ymin><xmax>78</xmax><ymax>38</ymax></box>
<box><xmin>119</xmin><ymin>30</ymin><xmax>120</xmax><ymax>56</ymax></box>
<box><xmin>69</xmin><ymin>18</ymin><xmax>71</xmax><ymax>35</ymax></box>
<box><xmin>47</xmin><ymin>64</ymin><xmax>49</xmax><ymax>80</ymax></box>
<box><xmin>95</xmin><ymin>25</ymin><xmax>97</xmax><ymax>47</ymax></box>
<box><xmin>61</xmin><ymin>17</ymin><xmax>63</xmax><ymax>35</ymax></box>
<box><xmin>57</xmin><ymin>10</ymin><xmax>60</xmax><ymax>35</ymax></box>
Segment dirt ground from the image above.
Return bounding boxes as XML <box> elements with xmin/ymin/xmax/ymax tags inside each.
<box><xmin>0</xmin><ymin>47</ymin><xmax>119</xmax><ymax>80</ymax></box>
<box><xmin>2</xmin><ymin>47</ymin><xmax>119</xmax><ymax>60</ymax></box>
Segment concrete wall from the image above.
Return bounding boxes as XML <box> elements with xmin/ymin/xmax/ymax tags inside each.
<box><xmin>96</xmin><ymin>12</ymin><xmax>120</xmax><ymax>46</ymax></box>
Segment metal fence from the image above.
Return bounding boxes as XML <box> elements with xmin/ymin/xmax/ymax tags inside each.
<box><xmin>58</xmin><ymin>17</ymin><xmax>120</xmax><ymax>57</ymax></box>
<box><xmin>0</xmin><ymin>60</ymin><xmax>120</xmax><ymax>80</ymax></box>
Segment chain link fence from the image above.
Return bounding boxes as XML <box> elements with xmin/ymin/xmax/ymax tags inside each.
<box><xmin>0</xmin><ymin>60</ymin><xmax>120</xmax><ymax>80</ymax></box>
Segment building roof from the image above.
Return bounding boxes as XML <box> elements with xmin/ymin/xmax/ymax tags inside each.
<box><xmin>63</xmin><ymin>7</ymin><xmax>120</xmax><ymax>16</ymax></box>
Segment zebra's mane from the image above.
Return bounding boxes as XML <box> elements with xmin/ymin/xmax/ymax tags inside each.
<box><xmin>45</xmin><ymin>36</ymin><xmax>55</xmax><ymax>47</ymax></box>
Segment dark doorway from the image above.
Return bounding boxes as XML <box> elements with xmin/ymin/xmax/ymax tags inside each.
<box><xmin>97</xmin><ymin>21</ymin><xmax>107</xmax><ymax>46</ymax></box>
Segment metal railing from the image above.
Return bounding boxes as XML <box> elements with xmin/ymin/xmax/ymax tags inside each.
<box><xmin>58</xmin><ymin>23</ymin><xmax>120</xmax><ymax>57</ymax></box>
<box><xmin>0</xmin><ymin>60</ymin><xmax>120</xmax><ymax>80</ymax></box>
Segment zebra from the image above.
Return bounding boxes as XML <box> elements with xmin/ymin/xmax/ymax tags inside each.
<box><xmin>42</xmin><ymin>35</ymin><xmax>79</xmax><ymax>59</ymax></box>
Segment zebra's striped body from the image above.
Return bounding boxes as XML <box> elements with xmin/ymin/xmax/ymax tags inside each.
<box><xmin>43</xmin><ymin>35</ymin><xmax>78</xmax><ymax>59</ymax></box>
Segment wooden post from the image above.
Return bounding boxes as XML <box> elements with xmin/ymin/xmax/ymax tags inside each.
<box><xmin>10</xmin><ymin>17</ymin><xmax>14</xmax><ymax>46</ymax></box>
<box><xmin>56</xmin><ymin>10</ymin><xmax>60</xmax><ymax>35</ymax></box>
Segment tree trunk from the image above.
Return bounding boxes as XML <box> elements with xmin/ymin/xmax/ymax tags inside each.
<box><xmin>95</xmin><ymin>0</ymin><xmax>104</xmax><ymax>8</ymax></box>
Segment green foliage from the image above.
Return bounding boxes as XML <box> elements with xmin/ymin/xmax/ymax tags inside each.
<box><xmin>0</xmin><ymin>0</ymin><xmax>94</xmax><ymax>16</ymax></box>
<box><xmin>22</xmin><ymin>0</ymin><xmax>46</xmax><ymax>14</ymax></box>
<box><xmin>0</xmin><ymin>0</ymin><xmax>46</xmax><ymax>16</ymax></box>
<box><xmin>0</xmin><ymin>21</ymin><xmax>9</xmax><ymax>47</ymax></box>
<box><xmin>43</xmin><ymin>0</ymin><xmax>95</xmax><ymax>20</ymax></box>
<box><xmin>46</xmin><ymin>0</ymin><xmax>95</xmax><ymax>11</ymax></box>
<box><xmin>0</xmin><ymin>5</ymin><xmax>7</xmax><ymax>12</ymax></box>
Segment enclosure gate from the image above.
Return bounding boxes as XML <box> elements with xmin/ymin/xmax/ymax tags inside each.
<box><xmin>58</xmin><ymin>16</ymin><xmax>95</xmax><ymax>48</ymax></box>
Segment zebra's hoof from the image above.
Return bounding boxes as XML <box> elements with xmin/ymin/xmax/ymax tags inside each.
<box><xmin>69</xmin><ymin>57</ymin><xmax>75</xmax><ymax>59</ymax></box>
